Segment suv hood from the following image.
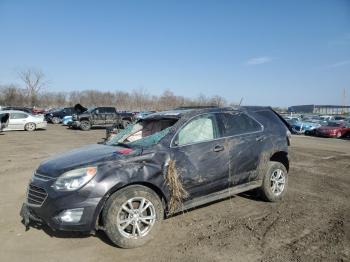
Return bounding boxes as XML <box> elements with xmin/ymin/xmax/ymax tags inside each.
<box><xmin>74</xmin><ymin>103</ymin><xmax>87</xmax><ymax>114</ymax></box>
<box><xmin>37</xmin><ymin>144</ymin><xmax>139</xmax><ymax>177</ymax></box>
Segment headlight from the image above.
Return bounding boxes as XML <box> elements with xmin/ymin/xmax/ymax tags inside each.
<box><xmin>52</xmin><ymin>166</ymin><xmax>97</xmax><ymax>191</ymax></box>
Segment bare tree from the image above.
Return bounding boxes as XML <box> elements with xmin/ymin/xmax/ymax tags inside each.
<box><xmin>18</xmin><ymin>68</ymin><xmax>48</xmax><ymax>107</ymax></box>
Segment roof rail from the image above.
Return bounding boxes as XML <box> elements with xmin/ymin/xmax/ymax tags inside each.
<box><xmin>173</xmin><ymin>106</ymin><xmax>220</xmax><ymax>110</ymax></box>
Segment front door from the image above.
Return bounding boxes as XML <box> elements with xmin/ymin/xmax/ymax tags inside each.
<box><xmin>104</xmin><ymin>107</ymin><xmax>116</xmax><ymax>126</ymax></box>
<box><xmin>170</xmin><ymin>113</ymin><xmax>230</xmax><ymax>199</ymax></box>
<box><xmin>91</xmin><ymin>108</ymin><xmax>105</xmax><ymax>125</ymax></box>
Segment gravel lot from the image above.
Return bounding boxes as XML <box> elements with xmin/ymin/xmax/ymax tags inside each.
<box><xmin>0</xmin><ymin>125</ymin><xmax>349</xmax><ymax>262</ymax></box>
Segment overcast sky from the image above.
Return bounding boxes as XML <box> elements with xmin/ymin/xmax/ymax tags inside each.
<box><xmin>0</xmin><ymin>0</ymin><xmax>349</xmax><ymax>107</ymax></box>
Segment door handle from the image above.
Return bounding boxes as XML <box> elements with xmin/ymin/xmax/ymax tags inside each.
<box><xmin>213</xmin><ymin>145</ymin><xmax>224</xmax><ymax>152</ymax></box>
<box><xmin>256</xmin><ymin>135</ymin><xmax>266</xmax><ymax>142</ymax></box>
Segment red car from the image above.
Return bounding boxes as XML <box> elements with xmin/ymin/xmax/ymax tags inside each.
<box><xmin>31</xmin><ymin>107</ymin><xmax>46</xmax><ymax>115</ymax></box>
<box><xmin>315</xmin><ymin>122</ymin><xmax>350</xmax><ymax>138</ymax></box>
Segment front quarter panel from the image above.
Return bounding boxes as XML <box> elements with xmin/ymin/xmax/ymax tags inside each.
<box><xmin>90</xmin><ymin>149</ymin><xmax>171</xmax><ymax>228</ymax></box>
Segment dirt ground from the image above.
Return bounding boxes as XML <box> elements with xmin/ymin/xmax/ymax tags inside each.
<box><xmin>0</xmin><ymin>125</ymin><xmax>349</xmax><ymax>262</ymax></box>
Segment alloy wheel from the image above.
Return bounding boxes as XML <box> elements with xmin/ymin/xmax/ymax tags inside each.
<box><xmin>25</xmin><ymin>123</ymin><xmax>36</xmax><ymax>131</ymax></box>
<box><xmin>116</xmin><ymin>197</ymin><xmax>156</xmax><ymax>239</ymax></box>
<box><xmin>270</xmin><ymin>169</ymin><xmax>285</xmax><ymax>196</ymax></box>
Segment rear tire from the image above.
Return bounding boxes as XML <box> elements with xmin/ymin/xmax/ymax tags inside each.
<box><xmin>259</xmin><ymin>161</ymin><xmax>288</xmax><ymax>202</ymax></box>
<box><xmin>24</xmin><ymin>122</ymin><xmax>36</xmax><ymax>131</ymax></box>
<box><xmin>102</xmin><ymin>185</ymin><xmax>163</xmax><ymax>248</ymax></box>
<box><xmin>80</xmin><ymin>120</ymin><xmax>91</xmax><ymax>131</ymax></box>
<box><xmin>336</xmin><ymin>131</ymin><xmax>342</xmax><ymax>138</ymax></box>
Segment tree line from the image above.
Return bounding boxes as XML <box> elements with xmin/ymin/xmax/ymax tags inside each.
<box><xmin>0</xmin><ymin>85</ymin><xmax>229</xmax><ymax>111</ymax></box>
<box><xmin>0</xmin><ymin>69</ymin><xmax>231</xmax><ymax>111</ymax></box>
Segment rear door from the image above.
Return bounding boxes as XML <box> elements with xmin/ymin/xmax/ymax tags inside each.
<box><xmin>8</xmin><ymin>112</ymin><xmax>29</xmax><ymax>130</ymax></box>
<box><xmin>216</xmin><ymin>112</ymin><xmax>265</xmax><ymax>185</ymax></box>
<box><xmin>170</xmin><ymin>113</ymin><xmax>230</xmax><ymax>199</ymax></box>
<box><xmin>105</xmin><ymin>107</ymin><xmax>116</xmax><ymax>126</ymax></box>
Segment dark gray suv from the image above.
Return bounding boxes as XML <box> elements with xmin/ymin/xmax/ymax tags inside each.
<box><xmin>21</xmin><ymin>106</ymin><xmax>291</xmax><ymax>248</ymax></box>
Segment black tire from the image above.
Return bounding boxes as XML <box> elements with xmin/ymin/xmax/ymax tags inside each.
<box><xmin>102</xmin><ymin>185</ymin><xmax>163</xmax><ymax>248</ymax></box>
<box><xmin>259</xmin><ymin>161</ymin><xmax>288</xmax><ymax>202</ymax></box>
<box><xmin>24</xmin><ymin>122</ymin><xmax>36</xmax><ymax>131</ymax></box>
<box><xmin>51</xmin><ymin>117</ymin><xmax>60</xmax><ymax>124</ymax></box>
<box><xmin>80</xmin><ymin>120</ymin><xmax>91</xmax><ymax>131</ymax></box>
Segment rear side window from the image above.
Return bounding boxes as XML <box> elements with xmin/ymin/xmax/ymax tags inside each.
<box><xmin>105</xmin><ymin>107</ymin><xmax>115</xmax><ymax>113</ymax></box>
<box><xmin>174</xmin><ymin>114</ymin><xmax>216</xmax><ymax>146</ymax></box>
<box><xmin>253</xmin><ymin>110</ymin><xmax>286</xmax><ymax>132</ymax></box>
<box><xmin>218</xmin><ymin>112</ymin><xmax>262</xmax><ymax>137</ymax></box>
<box><xmin>10</xmin><ymin>113</ymin><xmax>28</xmax><ymax>119</ymax></box>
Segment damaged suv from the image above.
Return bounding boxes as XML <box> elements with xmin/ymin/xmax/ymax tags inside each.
<box><xmin>21</xmin><ymin>106</ymin><xmax>290</xmax><ymax>248</ymax></box>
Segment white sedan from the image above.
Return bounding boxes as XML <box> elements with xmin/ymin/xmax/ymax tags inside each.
<box><xmin>0</xmin><ymin>110</ymin><xmax>47</xmax><ymax>131</ymax></box>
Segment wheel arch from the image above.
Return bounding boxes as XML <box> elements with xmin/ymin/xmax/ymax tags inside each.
<box><xmin>270</xmin><ymin>151</ymin><xmax>289</xmax><ymax>172</ymax></box>
<box><xmin>94</xmin><ymin>181</ymin><xmax>168</xmax><ymax>231</ymax></box>
<box><xmin>24</xmin><ymin>122</ymin><xmax>36</xmax><ymax>131</ymax></box>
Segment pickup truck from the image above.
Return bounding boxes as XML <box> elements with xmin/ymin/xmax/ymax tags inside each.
<box><xmin>71</xmin><ymin>107</ymin><xmax>134</xmax><ymax>131</ymax></box>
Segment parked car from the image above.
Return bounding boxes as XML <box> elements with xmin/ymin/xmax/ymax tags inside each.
<box><xmin>314</xmin><ymin>121</ymin><xmax>350</xmax><ymax>138</ymax></box>
<box><xmin>0</xmin><ymin>113</ymin><xmax>10</xmax><ymax>132</ymax></box>
<box><xmin>2</xmin><ymin>106</ymin><xmax>33</xmax><ymax>114</ymax></box>
<box><xmin>290</xmin><ymin>120</ymin><xmax>321</xmax><ymax>134</ymax></box>
<box><xmin>31</xmin><ymin>108</ymin><xmax>46</xmax><ymax>115</ymax></box>
<box><xmin>319</xmin><ymin>115</ymin><xmax>335</xmax><ymax>122</ymax></box>
<box><xmin>21</xmin><ymin>106</ymin><xmax>290</xmax><ymax>248</ymax></box>
<box><xmin>71</xmin><ymin>107</ymin><xmax>130</xmax><ymax>131</ymax></box>
<box><xmin>0</xmin><ymin>110</ymin><xmax>47</xmax><ymax>131</ymax></box>
<box><xmin>62</xmin><ymin>115</ymin><xmax>73</xmax><ymax>126</ymax></box>
<box><xmin>45</xmin><ymin>104</ymin><xmax>87</xmax><ymax>124</ymax></box>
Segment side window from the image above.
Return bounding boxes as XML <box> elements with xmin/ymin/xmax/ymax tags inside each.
<box><xmin>218</xmin><ymin>113</ymin><xmax>262</xmax><ymax>137</ymax></box>
<box><xmin>93</xmin><ymin>109</ymin><xmax>100</xmax><ymax>114</ymax></box>
<box><xmin>174</xmin><ymin>114</ymin><xmax>216</xmax><ymax>146</ymax></box>
<box><xmin>105</xmin><ymin>107</ymin><xmax>115</xmax><ymax>113</ymax></box>
<box><xmin>98</xmin><ymin>108</ymin><xmax>107</xmax><ymax>114</ymax></box>
<box><xmin>10</xmin><ymin>113</ymin><xmax>28</xmax><ymax>119</ymax></box>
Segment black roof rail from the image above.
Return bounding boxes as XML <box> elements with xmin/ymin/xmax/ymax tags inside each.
<box><xmin>173</xmin><ymin>106</ymin><xmax>221</xmax><ymax>110</ymax></box>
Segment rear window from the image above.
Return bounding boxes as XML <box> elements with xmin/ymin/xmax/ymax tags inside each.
<box><xmin>253</xmin><ymin>110</ymin><xmax>286</xmax><ymax>131</ymax></box>
<box><xmin>217</xmin><ymin>112</ymin><xmax>262</xmax><ymax>137</ymax></box>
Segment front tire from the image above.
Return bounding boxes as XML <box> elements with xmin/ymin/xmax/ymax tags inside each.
<box><xmin>80</xmin><ymin>120</ymin><xmax>91</xmax><ymax>131</ymax></box>
<box><xmin>51</xmin><ymin>117</ymin><xmax>60</xmax><ymax>124</ymax></box>
<box><xmin>102</xmin><ymin>185</ymin><xmax>163</xmax><ymax>248</ymax></box>
<box><xmin>24</xmin><ymin>122</ymin><xmax>36</xmax><ymax>131</ymax></box>
<box><xmin>259</xmin><ymin>161</ymin><xmax>288</xmax><ymax>202</ymax></box>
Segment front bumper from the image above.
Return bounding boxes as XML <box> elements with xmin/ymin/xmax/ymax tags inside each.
<box><xmin>20</xmin><ymin>177</ymin><xmax>104</xmax><ymax>232</ymax></box>
<box><xmin>36</xmin><ymin>121</ymin><xmax>47</xmax><ymax>129</ymax></box>
<box><xmin>70</xmin><ymin>121</ymin><xmax>81</xmax><ymax>128</ymax></box>
<box><xmin>315</xmin><ymin>131</ymin><xmax>336</xmax><ymax>137</ymax></box>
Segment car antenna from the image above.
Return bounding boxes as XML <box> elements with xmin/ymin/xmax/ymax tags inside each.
<box><xmin>238</xmin><ymin>97</ymin><xmax>243</xmax><ymax>108</ymax></box>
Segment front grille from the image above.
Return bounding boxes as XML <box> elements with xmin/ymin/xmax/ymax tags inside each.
<box><xmin>27</xmin><ymin>184</ymin><xmax>47</xmax><ymax>206</ymax></box>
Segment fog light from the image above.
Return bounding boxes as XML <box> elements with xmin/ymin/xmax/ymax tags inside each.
<box><xmin>58</xmin><ymin>208</ymin><xmax>84</xmax><ymax>223</ymax></box>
